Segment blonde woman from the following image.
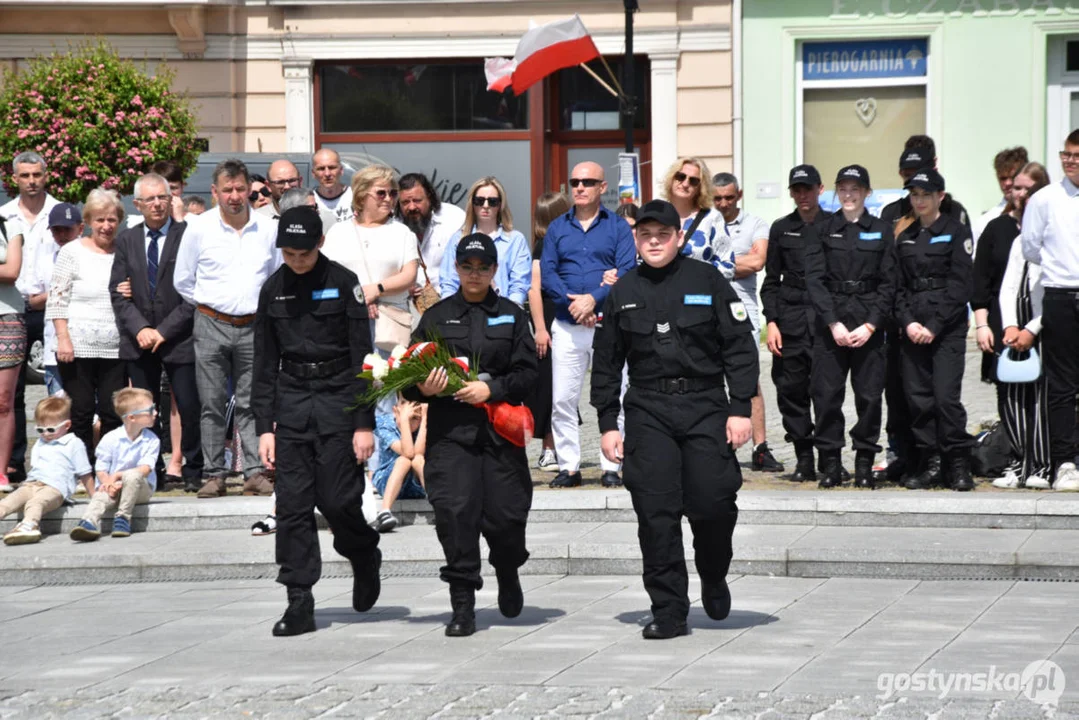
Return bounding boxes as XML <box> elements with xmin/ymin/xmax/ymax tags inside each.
<box><xmin>661</xmin><ymin>157</ymin><xmax>732</xmax><ymax>276</ymax></box>
<box><xmin>437</xmin><ymin>177</ymin><xmax>531</xmax><ymax>306</ymax></box>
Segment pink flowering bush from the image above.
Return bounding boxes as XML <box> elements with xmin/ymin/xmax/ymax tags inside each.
<box><xmin>0</xmin><ymin>41</ymin><xmax>198</xmax><ymax>202</ymax></box>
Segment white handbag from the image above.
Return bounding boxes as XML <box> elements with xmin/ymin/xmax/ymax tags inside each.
<box><xmin>997</xmin><ymin>346</ymin><xmax>1041</xmax><ymax>384</ymax></box>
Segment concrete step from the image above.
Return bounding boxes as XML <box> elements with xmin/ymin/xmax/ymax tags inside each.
<box><xmin>4</xmin><ymin>521</ymin><xmax>1078</xmax><ymax>585</ymax></box>
<box><xmin>14</xmin><ymin>490</ymin><xmax>1079</xmax><ymax>536</ymax></box>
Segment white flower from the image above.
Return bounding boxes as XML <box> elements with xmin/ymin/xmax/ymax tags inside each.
<box><xmin>370</xmin><ymin>357</ymin><xmax>390</xmax><ymax>380</ymax></box>
<box><xmin>362</xmin><ymin>353</ymin><xmax>382</xmax><ymax>370</ymax></box>
<box><xmin>390</xmin><ymin>345</ymin><xmax>407</xmax><ymax>362</ymax></box>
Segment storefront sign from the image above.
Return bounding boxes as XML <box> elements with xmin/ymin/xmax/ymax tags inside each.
<box><xmin>803</xmin><ymin>39</ymin><xmax>928</xmax><ymax>80</ymax></box>
<box><xmin>831</xmin><ymin>0</ymin><xmax>1075</xmax><ymax>18</ymax></box>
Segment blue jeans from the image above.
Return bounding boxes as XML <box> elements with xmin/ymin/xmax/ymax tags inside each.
<box><xmin>44</xmin><ymin>366</ymin><xmax>63</xmax><ymax>396</ymax></box>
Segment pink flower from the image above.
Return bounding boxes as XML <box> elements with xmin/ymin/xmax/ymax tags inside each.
<box><xmin>130</xmin><ymin>95</ymin><xmax>143</xmax><ymax>107</ymax></box>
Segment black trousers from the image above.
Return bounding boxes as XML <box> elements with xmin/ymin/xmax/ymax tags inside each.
<box><xmin>884</xmin><ymin>322</ymin><xmax>916</xmax><ymax>458</ymax></box>
<box><xmin>811</xmin><ymin>329</ymin><xmax>885</xmax><ymax>453</ymax></box>
<box><xmin>1042</xmin><ymin>290</ymin><xmax>1079</xmax><ymax>465</ymax></box>
<box><xmin>424</xmin><ymin>436</ymin><xmax>532</xmax><ymax>590</ymax></box>
<box><xmin>622</xmin><ymin>387</ymin><xmax>741</xmax><ymax>622</ymax></box>
<box><xmin>127</xmin><ymin>353</ymin><xmax>203</xmax><ymax>482</ymax></box>
<box><xmin>771</xmin><ymin>328</ymin><xmax>814</xmax><ymax>445</ymax></box>
<box><xmin>274</xmin><ymin>424</ymin><xmax>380</xmax><ymax>588</ymax></box>
<box><xmin>58</xmin><ymin>358</ymin><xmax>125</xmax><ymax>465</ymax></box>
<box><xmin>900</xmin><ymin>321</ymin><xmax>970</xmax><ymax>454</ymax></box>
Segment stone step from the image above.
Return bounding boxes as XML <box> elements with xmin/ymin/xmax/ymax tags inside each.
<box><xmin>3</xmin><ymin>522</ymin><xmax>1078</xmax><ymax>585</ymax></box>
<box><xmin>13</xmin><ymin>490</ymin><xmax>1079</xmax><ymax>536</ymax></box>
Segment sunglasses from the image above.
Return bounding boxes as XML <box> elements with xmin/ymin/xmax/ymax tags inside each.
<box><xmin>370</xmin><ymin>189</ymin><xmax>399</xmax><ymax>200</ymax></box>
<box><xmin>673</xmin><ymin>171</ymin><xmax>701</xmax><ymax>188</ymax></box>
<box><xmin>569</xmin><ymin>178</ymin><xmax>601</xmax><ymax>188</ymax></box>
<box><xmin>248</xmin><ymin>187</ymin><xmax>271</xmax><ymax>203</ymax></box>
<box><xmin>125</xmin><ymin>406</ymin><xmax>158</xmax><ymax>418</ymax></box>
<box><xmin>472</xmin><ymin>196</ymin><xmax>502</xmax><ymax>208</ymax></box>
<box><xmin>35</xmin><ymin>422</ymin><xmax>69</xmax><ymax>435</ymax></box>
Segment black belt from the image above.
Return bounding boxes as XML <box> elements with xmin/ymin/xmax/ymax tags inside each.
<box><xmin>782</xmin><ymin>275</ymin><xmax>806</xmax><ymax>290</ymax></box>
<box><xmin>909</xmin><ymin>277</ymin><xmax>948</xmax><ymax>292</ymax></box>
<box><xmin>280</xmin><ymin>355</ymin><xmax>352</xmax><ymax>379</ymax></box>
<box><xmin>638</xmin><ymin>376</ymin><xmax>721</xmax><ymax>394</ymax></box>
<box><xmin>825</xmin><ymin>279</ymin><xmax>879</xmax><ymax>294</ymax></box>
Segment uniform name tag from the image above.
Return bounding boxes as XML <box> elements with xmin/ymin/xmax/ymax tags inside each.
<box><xmin>859</xmin><ymin>232</ymin><xmax>882</xmax><ymax>240</ymax></box>
<box><xmin>930</xmin><ymin>234</ymin><xmax>953</xmax><ymax>244</ymax></box>
<box><xmin>684</xmin><ymin>294</ymin><xmax>712</xmax><ymax>306</ymax></box>
<box><xmin>312</xmin><ymin>288</ymin><xmax>339</xmax><ymax>300</ymax></box>
<box><xmin>488</xmin><ymin>315</ymin><xmax>515</xmax><ymax>326</ymax></box>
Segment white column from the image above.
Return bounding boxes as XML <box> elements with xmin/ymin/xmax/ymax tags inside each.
<box><xmin>649</xmin><ymin>52</ymin><xmax>680</xmax><ymax>192</ymax></box>
<box><xmin>283</xmin><ymin>58</ymin><xmax>314</xmax><ymax>153</ymax></box>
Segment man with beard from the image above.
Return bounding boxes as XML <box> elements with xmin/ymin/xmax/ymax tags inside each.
<box><xmin>397</xmin><ymin>173</ymin><xmax>466</xmax><ymax>293</ymax></box>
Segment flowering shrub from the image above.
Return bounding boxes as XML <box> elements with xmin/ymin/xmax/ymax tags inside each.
<box><xmin>0</xmin><ymin>41</ymin><xmax>199</xmax><ymax>202</ymax></box>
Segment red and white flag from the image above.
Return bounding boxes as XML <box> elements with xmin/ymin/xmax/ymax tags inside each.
<box><xmin>484</xmin><ymin>15</ymin><xmax>600</xmax><ymax>96</ymax></box>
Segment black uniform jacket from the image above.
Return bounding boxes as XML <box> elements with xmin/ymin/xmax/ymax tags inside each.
<box><xmin>894</xmin><ymin>214</ymin><xmax>974</xmax><ymax>336</ymax></box>
<box><xmin>760</xmin><ymin>206</ymin><xmax>826</xmax><ymax>334</ymax></box>
<box><xmin>591</xmin><ymin>254</ymin><xmax>760</xmax><ymax>432</ymax></box>
<box><xmin>805</xmin><ymin>209</ymin><xmax>897</xmax><ymax>330</ymax></box>
<box><xmin>252</xmin><ymin>254</ymin><xmax>373</xmax><ymax>435</ymax></box>
<box><xmin>403</xmin><ymin>289</ymin><xmax>537</xmax><ymax>446</ymax></box>
<box><xmin>110</xmin><ymin>220</ymin><xmax>195</xmax><ymax>364</ymax></box>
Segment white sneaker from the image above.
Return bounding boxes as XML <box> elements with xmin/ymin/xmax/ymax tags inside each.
<box><xmin>1026</xmin><ymin>474</ymin><xmax>1051</xmax><ymax>490</ymax></box>
<box><xmin>1053</xmin><ymin>463</ymin><xmax>1079</xmax><ymax>492</ymax></box>
<box><xmin>3</xmin><ymin>520</ymin><xmax>40</xmax><ymax>545</ymax></box>
<box><xmin>992</xmin><ymin>471</ymin><xmax>1021</xmax><ymax>489</ymax></box>
<box><xmin>537</xmin><ymin>448</ymin><xmax>558</xmax><ymax>471</ymax></box>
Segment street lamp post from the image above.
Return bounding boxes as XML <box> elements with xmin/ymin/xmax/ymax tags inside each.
<box><xmin>622</xmin><ymin>0</ymin><xmax>639</xmax><ymax>154</ymax></box>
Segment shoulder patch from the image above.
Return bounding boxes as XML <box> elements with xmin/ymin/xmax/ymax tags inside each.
<box><xmin>964</xmin><ymin>238</ymin><xmax>973</xmax><ymax>255</ymax></box>
<box><xmin>859</xmin><ymin>232</ymin><xmax>882</xmax><ymax>241</ymax></box>
<box><xmin>487</xmin><ymin>315</ymin><xmax>515</xmax><ymax>326</ymax></box>
<box><xmin>684</xmin><ymin>294</ymin><xmax>712</xmax><ymax>306</ymax></box>
<box><xmin>929</xmin><ymin>234</ymin><xmax>953</xmax><ymax>244</ymax></box>
<box><xmin>353</xmin><ymin>285</ymin><xmax>365</xmax><ymax>304</ymax></box>
<box><xmin>729</xmin><ymin>301</ymin><xmax>748</xmax><ymax>323</ymax></box>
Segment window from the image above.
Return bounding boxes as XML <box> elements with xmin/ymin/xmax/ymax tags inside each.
<box><xmin>557</xmin><ymin>56</ymin><xmax>649</xmax><ymax>131</ymax></box>
<box><xmin>1067</xmin><ymin>40</ymin><xmax>1079</xmax><ymax>73</ymax></box>
<box><xmin>319</xmin><ymin>63</ymin><xmax>528</xmax><ymax>134</ymax></box>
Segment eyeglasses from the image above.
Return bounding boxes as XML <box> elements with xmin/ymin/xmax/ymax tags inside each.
<box><xmin>673</xmin><ymin>171</ymin><xmax>701</xmax><ymax>188</ymax></box>
<box><xmin>370</xmin><ymin>189</ymin><xmax>399</xmax><ymax>200</ymax></box>
<box><xmin>248</xmin><ymin>187</ymin><xmax>271</xmax><ymax>203</ymax></box>
<box><xmin>125</xmin><ymin>406</ymin><xmax>158</xmax><ymax>418</ymax></box>
<box><xmin>137</xmin><ymin>194</ymin><xmax>171</xmax><ymax>205</ymax></box>
<box><xmin>35</xmin><ymin>422</ymin><xmax>69</xmax><ymax>435</ymax></box>
<box><xmin>472</xmin><ymin>196</ymin><xmax>502</xmax><ymax>208</ymax></box>
<box><xmin>457</xmin><ymin>264</ymin><xmax>492</xmax><ymax>276</ymax></box>
<box><xmin>269</xmin><ymin>177</ymin><xmax>302</xmax><ymax>187</ymax></box>
<box><xmin>569</xmin><ymin>178</ymin><xmax>602</xmax><ymax>188</ymax></box>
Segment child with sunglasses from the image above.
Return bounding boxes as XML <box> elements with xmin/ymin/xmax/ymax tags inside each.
<box><xmin>70</xmin><ymin>388</ymin><xmax>161</xmax><ymax>541</ymax></box>
<box><xmin>0</xmin><ymin>396</ymin><xmax>92</xmax><ymax>545</ymax></box>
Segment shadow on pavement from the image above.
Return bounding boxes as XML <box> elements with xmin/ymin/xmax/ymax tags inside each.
<box><xmin>315</xmin><ymin>605</ymin><xmax>411</xmax><ymax>627</ymax></box>
<box><xmin>402</xmin><ymin>605</ymin><xmax>566</xmax><ymax>628</ymax></box>
<box><xmin>614</xmin><ymin>608</ymin><xmax>778</xmax><ymax>630</ymax></box>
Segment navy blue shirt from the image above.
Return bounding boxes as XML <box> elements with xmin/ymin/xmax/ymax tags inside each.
<box><xmin>540</xmin><ymin>206</ymin><xmax>637</xmax><ymax>323</ymax></box>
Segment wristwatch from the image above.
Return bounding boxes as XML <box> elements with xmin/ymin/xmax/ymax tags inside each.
<box><xmin>377</xmin><ymin>283</ymin><xmax>385</xmax><ymax>293</ymax></box>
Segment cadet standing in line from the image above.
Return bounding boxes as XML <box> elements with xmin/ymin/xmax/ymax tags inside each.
<box><xmin>591</xmin><ymin>200</ymin><xmax>758</xmax><ymax>640</ymax></box>
<box><xmin>252</xmin><ymin>206</ymin><xmax>382</xmax><ymax>637</ymax></box>
<box><xmin>760</xmin><ymin>164</ymin><xmax>827</xmax><ymax>483</ymax></box>
<box><xmin>804</xmin><ymin>165</ymin><xmax>897</xmax><ymax>490</ymax></box>
<box><xmin>407</xmin><ymin>233</ymin><xmax>538</xmax><ymax>638</ymax></box>
<box><xmin>893</xmin><ymin>169</ymin><xmax>975</xmax><ymax>491</ymax></box>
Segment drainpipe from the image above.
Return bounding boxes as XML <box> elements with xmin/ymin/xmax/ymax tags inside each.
<box><xmin>732</xmin><ymin>0</ymin><xmax>743</xmax><ymax>181</ymax></box>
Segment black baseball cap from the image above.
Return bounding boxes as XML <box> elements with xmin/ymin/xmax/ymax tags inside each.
<box><xmin>899</xmin><ymin>148</ymin><xmax>931</xmax><ymax>170</ymax></box>
<box><xmin>788</xmin><ymin>164</ymin><xmax>822</xmax><ymax>188</ymax></box>
<box><xmin>835</xmin><ymin>164</ymin><xmax>871</xmax><ymax>189</ymax></box>
<box><xmin>456</xmin><ymin>233</ymin><xmax>498</xmax><ymax>265</ymax></box>
<box><xmin>48</xmin><ymin>203</ymin><xmax>81</xmax><ymax>228</ymax></box>
<box><xmin>276</xmin><ymin>206</ymin><xmax>322</xmax><ymax>250</ymax></box>
<box><xmin>635</xmin><ymin>199</ymin><xmax>680</xmax><ymax>228</ymax></box>
<box><xmin>905</xmin><ymin>168</ymin><xmax>946</xmax><ymax>192</ymax></box>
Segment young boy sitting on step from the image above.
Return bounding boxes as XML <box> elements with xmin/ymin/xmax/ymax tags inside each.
<box><xmin>70</xmin><ymin>388</ymin><xmax>160</xmax><ymax>541</ymax></box>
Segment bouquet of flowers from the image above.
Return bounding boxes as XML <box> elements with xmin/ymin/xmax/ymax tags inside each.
<box><xmin>360</xmin><ymin>340</ymin><xmax>534</xmax><ymax>447</ymax></box>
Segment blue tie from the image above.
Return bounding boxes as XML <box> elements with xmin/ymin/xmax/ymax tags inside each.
<box><xmin>147</xmin><ymin>229</ymin><xmax>162</xmax><ymax>298</ymax></box>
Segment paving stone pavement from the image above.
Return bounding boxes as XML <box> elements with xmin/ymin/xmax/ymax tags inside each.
<box><xmin>2</xmin><ymin>575</ymin><xmax>1078</xmax><ymax>718</ymax></box>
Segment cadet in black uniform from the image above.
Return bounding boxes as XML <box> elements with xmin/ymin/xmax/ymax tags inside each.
<box><xmin>591</xmin><ymin>200</ymin><xmax>759</xmax><ymax>640</ymax></box>
<box><xmin>805</xmin><ymin>165</ymin><xmax>897</xmax><ymax>489</ymax></box>
<box><xmin>406</xmin><ymin>233</ymin><xmax>537</xmax><ymax>638</ymax></box>
<box><xmin>760</xmin><ymin>164</ymin><xmax>827</xmax><ymax>483</ymax></box>
<box><xmin>893</xmin><ymin>169</ymin><xmax>974</xmax><ymax>491</ymax></box>
<box><xmin>252</xmin><ymin>206</ymin><xmax>382</xmax><ymax>637</ymax></box>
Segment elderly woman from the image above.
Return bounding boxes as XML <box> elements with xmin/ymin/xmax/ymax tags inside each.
<box><xmin>47</xmin><ymin>188</ymin><xmax>124</xmax><ymax>463</ymax></box>
<box><xmin>0</xmin><ymin>215</ymin><xmax>24</xmax><ymax>492</ymax></box>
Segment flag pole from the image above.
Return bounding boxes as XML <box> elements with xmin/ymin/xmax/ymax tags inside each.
<box><xmin>596</xmin><ymin>54</ymin><xmax>625</xmax><ymax>96</ymax></box>
<box><xmin>622</xmin><ymin>0</ymin><xmax>639</xmax><ymax>154</ymax></box>
<box><xmin>578</xmin><ymin>62</ymin><xmax>619</xmax><ymax>99</ymax></box>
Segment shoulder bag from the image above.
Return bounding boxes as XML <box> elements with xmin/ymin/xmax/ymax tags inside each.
<box><xmin>352</xmin><ymin>224</ymin><xmax>413</xmax><ymax>352</ymax></box>
<box><xmin>412</xmin><ymin>242</ymin><xmax>442</xmax><ymax>314</ymax></box>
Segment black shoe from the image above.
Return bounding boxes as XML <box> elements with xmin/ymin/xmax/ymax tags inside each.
<box><xmin>840</xmin><ymin>466</ymin><xmax>852</xmax><ymax>483</ymax></box>
<box><xmin>600</xmin><ymin>471</ymin><xmax>622</xmax><ymax>488</ymax></box>
<box><xmin>854</xmin><ymin>451</ymin><xmax>875</xmax><ymax>489</ymax></box>
<box><xmin>904</xmin><ymin>453</ymin><xmax>942</xmax><ymax>490</ymax></box>
<box><xmin>701</xmin><ymin>578</ymin><xmax>731</xmax><ymax>621</ymax></box>
<box><xmin>751</xmin><ymin>442</ymin><xmax>785</xmax><ymax>472</ymax></box>
<box><xmin>949</xmin><ymin>451</ymin><xmax>975</xmax><ymax>492</ymax></box>
<box><xmin>642</xmin><ymin>618</ymin><xmax>688</xmax><ymax>639</ymax></box>
<box><xmin>183</xmin><ymin>478</ymin><xmax>202</xmax><ymax>494</ymax></box>
<box><xmin>818</xmin><ymin>451</ymin><xmax>843</xmax><ymax>488</ymax></box>
<box><xmin>7</xmin><ymin>467</ymin><xmax>25</xmax><ymax>486</ymax></box>
<box><xmin>549</xmin><ymin>471</ymin><xmax>582</xmax><ymax>488</ymax></box>
<box><xmin>349</xmin><ymin>548</ymin><xmax>381</xmax><ymax>612</ymax></box>
<box><xmin>791</xmin><ymin>443</ymin><xmax>815</xmax><ymax>483</ymax></box>
<box><xmin>445</xmin><ymin>585</ymin><xmax>476</xmax><ymax>637</ymax></box>
<box><xmin>496</xmin><ymin>567</ymin><xmax>523</xmax><ymax>618</ymax></box>
<box><xmin>272</xmin><ymin>587</ymin><xmax>315</xmax><ymax>637</ymax></box>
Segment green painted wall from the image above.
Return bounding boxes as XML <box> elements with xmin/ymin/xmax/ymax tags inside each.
<box><xmin>741</xmin><ymin>0</ymin><xmax>1074</xmax><ymax>225</ymax></box>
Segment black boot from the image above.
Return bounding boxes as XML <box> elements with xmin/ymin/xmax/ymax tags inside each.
<box><xmin>496</xmin><ymin>567</ymin><xmax>523</xmax><ymax>618</ymax></box>
<box><xmin>349</xmin><ymin>547</ymin><xmax>381</xmax><ymax>612</ymax></box>
<box><xmin>790</xmin><ymin>442</ymin><xmax>816</xmax><ymax>483</ymax></box>
<box><xmin>445</xmin><ymin>585</ymin><xmax>476</xmax><ymax>637</ymax></box>
<box><xmin>904</xmin><ymin>452</ymin><xmax>942</xmax><ymax>490</ymax></box>
<box><xmin>272</xmin><ymin>587</ymin><xmax>315</xmax><ymax>637</ymax></box>
<box><xmin>949</xmin><ymin>450</ymin><xmax>975</xmax><ymax>492</ymax></box>
<box><xmin>854</xmin><ymin>451</ymin><xmax>875</xmax><ymax>489</ymax></box>
<box><xmin>818</xmin><ymin>451</ymin><xmax>843</xmax><ymax>488</ymax></box>
<box><xmin>701</xmin><ymin>577</ymin><xmax>731</xmax><ymax>621</ymax></box>
<box><xmin>642</xmin><ymin>616</ymin><xmax>688</xmax><ymax>639</ymax></box>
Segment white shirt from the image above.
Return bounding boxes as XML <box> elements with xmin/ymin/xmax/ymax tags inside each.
<box><xmin>45</xmin><ymin>240</ymin><xmax>120</xmax><ymax>359</ymax></box>
<box><xmin>724</xmin><ymin>209</ymin><xmax>770</xmax><ymax>331</ymax></box>
<box><xmin>973</xmin><ymin>198</ymin><xmax>1007</xmax><ymax>252</ymax></box>
<box><xmin>27</xmin><ymin>432</ymin><xmax>92</xmax><ymax>499</ymax></box>
<box><xmin>314</xmin><ymin>186</ymin><xmax>354</xmax><ymax>225</ymax></box>
<box><xmin>173</xmin><ymin>207</ymin><xmax>281</xmax><ymax>316</ymax></box>
<box><xmin>26</xmin><ymin>238</ymin><xmax>69</xmax><ymax>366</ymax></box>
<box><xmin>418</xmin><ymin>203</ymin><xmax>467</xmax><ymax>288</ymax></box>
<box><xmin>258</xmin><ymin>202</ymin><xmax>338</xmax><ymax>235</ymax></box>
<box><xmin>1000</xmin><ymin>236</ymin><xmax>1043</xmax><ymax>336</ymax></box>
<box><xmin>0</xmin><ymin>193</ymin><xmax>59</xmax><ymax>297</ymax></box>
<box><xmin>94</xmin><ymin>426</ymin><xmax>161</xmax><ymax>492</ymax></box>
<box><xmin>1021</xmin><ymin>177</ymin><xmax>1079</xmax><ymax>288</ymax></box>
<box><xmin>143</xmin><ymin>218</ymin><xmax>170</xmax><ymax>265</ymax></box>
<box><xmin>322</xmin><ymin>219</ymin><xmax>418</xmax><ymax>310</ymax></box>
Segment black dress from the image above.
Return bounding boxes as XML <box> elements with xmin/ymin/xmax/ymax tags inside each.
<box><xmin>971</xmin><ymin>214</ymin><xmax>1020</xmax><ymax>383</ymax></box>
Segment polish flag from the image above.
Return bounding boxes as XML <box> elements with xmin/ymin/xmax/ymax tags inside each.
<box><xmin>484</xmin><ymin>15</ymin><xmax>601</xmax><ymax>96</ymax></box>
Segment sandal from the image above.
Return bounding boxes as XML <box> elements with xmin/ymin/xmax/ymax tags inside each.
<box><xmin>251</xmin><ymin>515</ymin><xmax>277</xmax><ymax>536</ymax></box>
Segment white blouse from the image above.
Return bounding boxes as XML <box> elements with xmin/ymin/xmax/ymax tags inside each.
<box><xmin>45</xmin><ymin>240</ymin><xmax>120</xmax><ymax>359</ymax></box>
<box><xmin>322</xmin><ymin>219</ymin><xmax>419</xmax><ymax>310</ymax></box>
<box><xmin>999</xmin><ymin>236</ymin><xmax>1043</xmax><ymax>337</ymax></box>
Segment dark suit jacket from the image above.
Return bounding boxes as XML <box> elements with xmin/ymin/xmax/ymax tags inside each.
<box><xmin>110</xmin><ymin>220</ymin><xmax>195</xmax><ymax>364</ymax></box>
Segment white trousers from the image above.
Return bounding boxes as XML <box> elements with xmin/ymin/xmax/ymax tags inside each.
<box><xmin>551</xmin><ymin>318</ymin><xmax>626</xmax><ymax>473</ymax></box>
